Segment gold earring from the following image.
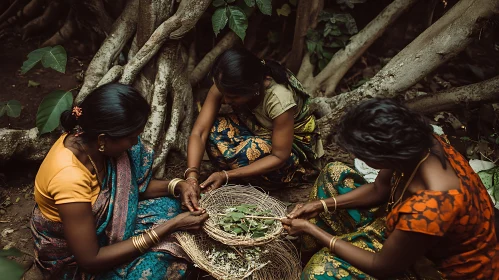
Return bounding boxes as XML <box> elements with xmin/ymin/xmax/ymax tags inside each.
<box><xmin>98</xmin><ymin>145</ymin><xmax>105</xmax><ymax>152</ymax></box>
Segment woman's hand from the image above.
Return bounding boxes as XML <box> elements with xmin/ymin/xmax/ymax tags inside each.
<box><xmin>200</xmin><ymin>171</ymin><xmax>226</xmax><ymax>191</ymax></box>
<box><xmin>287</xmin><ymin>201</ymin><xmax>323</xmax><ymax>220</ymax></box>
<box><xmin>281</xmin><ymin>218</ymin><xmax>314</xmax><ymax>236</ymax></box>
<box><xmin>171</xmin><ymin>210</ymin><xmax>209</xmax><ymax>231</ymax></box>
<box><xmin>176</xmin><ymin>181</ymin><xmax>201</xmax><ymax>212</ymax></box>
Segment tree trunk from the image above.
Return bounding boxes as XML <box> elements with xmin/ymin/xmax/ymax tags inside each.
<box><xmin>313</xmin><ymin>0</ymin><xmax>499</xmax><ymax>140</ymax></box>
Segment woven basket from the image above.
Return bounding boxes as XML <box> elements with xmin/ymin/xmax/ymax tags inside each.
<box><xmin>199</xmin><ymin>185</ymin><xmax>287</xmax><ymax>246</ymax></box>
<box><xmin>175</xmin><ymin>231</ymin><xmax>301</xmax><ymax>280</ymax></box>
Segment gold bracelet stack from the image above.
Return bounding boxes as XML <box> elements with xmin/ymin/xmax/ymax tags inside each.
<box><xmin>329</xmin><ymin>236</ymin><xmax>338</xmax><ymax>253</ymax></box>
<box><xmin>332</xmin><ymin>197</ymin><xmax>337</xmax><ymax>212</ymax></box>
<box><xmin>319</xmin><ymin>199</ymin><xmax>329</xmax><ymax>214</ymax></box>
<box><xmin>168</xmin><ymin>178</ymin><xmax>184</xmax><ymax>197</ymax></box>
<box><xmin>132</xmin><ymin>233</ymin><xmax>150</xmax><ymax>253</ymax></box>
<box><xmin>145</xmin><ymin>229</ymin><xmax>160</xmax><ymax>246</ymax></box>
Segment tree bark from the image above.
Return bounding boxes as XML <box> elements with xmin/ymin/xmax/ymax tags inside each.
<box><xmin>285</xmin><ymin>0</ymin><xmax>323</xmax><ymax>73</ymax></box>
<box><xmin>405</xmin><ymin>75</ymin><xmax>499</xmax><ymax>113</ymax></box>
<box><xmin>303</xmin><ymin>0</ymin><xmax>419</xmax><ymax>96</ymax></box>
<box><xmin>76</xmin><ymin>0</ymin><xmax>139</xmax><ymax>103</ymax></box>
<box><xmin>313</xmin><ymin>0</ymin><xmax>499</xmax><ymax>141</ymax></box>
<box><xmin>189</xmin><ymin>32</ymin><xmax>238</xmax><ymax>85</ymax></box>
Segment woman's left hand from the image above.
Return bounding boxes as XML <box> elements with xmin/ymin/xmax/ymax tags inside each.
<box><xmin>200</xmin><ymin>171</ymin><xmax>226</xmax><ymax>191</ymax></box>
<box><xmin>177</xmin><ymin>181</ymin><xmax>201</xmax><ymax>212</ymax></box>
<box><xmin>281</xmin><ymin>218</ymin><xmax>313</xmax><ymax>236</ymax></box>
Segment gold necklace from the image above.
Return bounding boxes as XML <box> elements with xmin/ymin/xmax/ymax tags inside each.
<box><xmin>76</xmin><ymin>141</ymin><xmax>105</xmax><ymax>186</ymax></box>
<box><xmin>386</xmin><ymin>150</ymin><xmax>431</xmax><ymax>212</ymax></box>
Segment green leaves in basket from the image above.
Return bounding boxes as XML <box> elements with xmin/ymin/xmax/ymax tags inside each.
<box><xmin>218</xmin><ymin>204</ymin><xmax>276</xmax><ymax>238</ymax></box>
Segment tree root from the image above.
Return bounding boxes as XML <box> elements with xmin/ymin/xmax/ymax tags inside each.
<box><xmin>153</xmin><ymin>45</ymin><xmax>193</xmax><ymax>176</ymax></box>
<box><xmin>302</xmin><ymin>0</ymin><xmax>419</xmax><ymax>97</ymax></box>
<box><xmin>406</xmin><ymin>75</ymin><xmax>499</xmax><ymax>113</ymax></box>
<box><xmin>285</xmin><ymin>0</ymin><xmax>323</xmax><ymax>73</ymax></box>
<box><xmin>187</xmin><ymin>41</ymin><xmax>196</xmax><ymax>74</ymax></box>
<box><xmin>0</xmin><ymin>0</ymin><xmax>29</xmax><ymax>24</ymax></box>
<box><xmin>142</xmin><ymin>46</ymin><xmax>171</xmax><ymax>150</ymax></box>
<box><xmin>41</xmin><ymin>16</ymin><xmax>75</xmax><ymax>47</ymax></box>
<box><xmin>169</xmin><ymin>0</ymin><xmax>211</xmax><ymax>40</ymax></box>
<box><xmin>22</xmin><ymin>0</ymin><xmax>64</xmax><ymax>40</ymax></box>
<box><xmin>76</xmin><ymin>0</ymin><xmax>139</xmax><ymax>103</ymax></box>
<box><xmin>97</xmin><ymin>65</ymin><xmax>123</xmax><ymax>87</ymax></box>
<box><xmin>313</xmin><ymin>0</ymin><xmax>499</xmax><ymax>143</ymax></box>
<box><xmin>189</xmin><ymin>32</ymin><xmax>238</xmax><ymax>85</ymax></box>
<box><xmin>120</xmin><ymin>15</ymin><xmax>181</xmax><ymax>84</ymax></box>
<box><xmin>0</xmin><ymin>128</ymin><xmax>57</xmax><ymax>162</ymax></box>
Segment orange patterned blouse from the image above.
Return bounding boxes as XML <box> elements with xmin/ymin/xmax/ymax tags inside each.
<box><xmin>386</xmin><ymin>137</ymin><xmax>498</xmax><ymax>279</ymax></box>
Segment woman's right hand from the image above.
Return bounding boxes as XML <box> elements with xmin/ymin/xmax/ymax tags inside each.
<box><xmin>287</xmin><ymin>200</ymin><xmax>323</xmax><ymax>220</ymax></box>
<box><xmin>171</xmin><ymin>210</ymin><xmax>209</xmax><ymax>231</ymax></box>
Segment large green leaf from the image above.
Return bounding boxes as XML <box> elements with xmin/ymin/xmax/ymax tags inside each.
<box><xmin>227</xmin><ymin>6</ymin><xmax>248</xmax><ymax>41</ymax></box>
<box><xmin>0</xmin><ymin>100</ymin><xmax>22</xmax><ymax>118</ymax></box>
<box><xmin>212</xmin><ymin>7</ymin><xmax>229</xmax><ymax>36</ymax></box>
<box><xmin>20</xmin><ymin>47</ymin><xmax>52</xmax><ymax>74</ymax></box>
<box><xmin>0</xmin><ymin>257</ymin><xmax>24</xmax><ymax>280</ymax></box>
<box><xmin>244</xmin><ymin>0</ymin><xmax>255</xmax><ymax>7</ymax></box>
<box><xmin>212</xmin><ymin>0</ymin><xmax>225</xmax><ymax>7</ymax></box>
<box><xmin>41</xmin><ymin>45</ymin><xmax>67</xmax><ymax>74</ymax></box>
<box><xmin>36</xmin><ymin>90</ymin><xmax>73</xmax><ymax>135</ymax></box>
<box><xmin>256</xmin><ymin>0</ymin><xmax>272</xmax><ymax>15</ymax></box>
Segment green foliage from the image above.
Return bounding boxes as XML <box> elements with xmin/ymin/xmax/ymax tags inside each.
<box><xmin>277</xmin><ymin>4</ymin><xmax>291</xmax><ymax>17</ymax></box>
<box><xmin>306</xmin><ymin>10</ymin><xmax>359</xmax><ymax>74</ymax></box>
<box><xmin>21</xmin><ymin>46</ymin><xmax>67</xmax><ymax>74</ymax></box>
<box><xmin>478</xmin><ymin>166</ymin><xmax>499</xmax><ymax>206</ymax></box>
<box><xmin>36</xmin><ymin>90</ymin><xmax>73</xmax><ymax>135</ymax></box>
<box><xmin>0</xmin><ymin>100</ymin><xmax>22</xmax><ymax>118</ymax></box>
<box><xmin>228</xmin><ymin>6</ymin><xmax>248</xmax><ymax>40</ymax></box>
<box><xmin>256</xmin><ymin>0</ymin><xmax>272</xmax><ymax>15</ymax></box>
<box><xmin>210</xmin><ymin>0</ymin><xmax>272</xmax><ymax>41</ymax></box>
<box><xmin>218</xmin><ymin>204</ymin><xmax>276</xmax><ymax>238</ymax></box>
<box><xmin>212</xmin><ymin>8</ymin><xmax>229</xmax><ymax>36</ymax></box>
<box><xmin>0</xmin><ymin>248</ymin><xmax>24</xmax><ymax>280</ymax></box>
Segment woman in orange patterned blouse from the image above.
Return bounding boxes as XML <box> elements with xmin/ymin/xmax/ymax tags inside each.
<box><xmin>282</xmin><ymin>98</ymin><xmax>498</xmax><ymax>279</ymax></box>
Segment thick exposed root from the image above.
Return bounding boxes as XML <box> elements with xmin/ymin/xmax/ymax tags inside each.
<box><xmin>76</xmin><ymin>0</ymin><xmax>139</xmax><ymax>103</ymax></box>
<box><xmin>41</xmin><ymin>16</ymin><xmax>75</xmax><ymax>47</ymax></box>
<box><xmin>22</xmin><ymin>0</ymin><xmax>64</xmax><ymax>39</ymax></box>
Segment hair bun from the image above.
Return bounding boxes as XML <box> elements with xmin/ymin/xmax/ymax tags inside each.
<box><xmin>60</xmin><ymin>109</ymin><xmax>78</xmax><ymax>132</ymax></box>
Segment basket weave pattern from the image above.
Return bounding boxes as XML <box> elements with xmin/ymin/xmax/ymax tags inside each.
<box><xmin>199</xmin><ymin>185</ymin><xmax>287</xmax><ymax>246</ymax></box>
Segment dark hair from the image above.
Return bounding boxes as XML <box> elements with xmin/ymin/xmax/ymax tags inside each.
<box><xmin>60</xmin><ymin>83</ymin><xmax>151</xmax><ymax>142</ymax></box>
<box><xmin>337</xmin><ymin>98</ymin><xmax>434</xmax><ymax>167</ymax></box>
<box><xmin>210</xmin><ymin>48</ymin><xmax>292</xmax><ymax>96</ymax></box>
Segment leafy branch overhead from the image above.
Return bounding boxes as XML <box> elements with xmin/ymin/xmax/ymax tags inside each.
<box><xmin>211</xmin><ymin>0</ymin><xmax>272</xmax><ymax>40</ymax></box>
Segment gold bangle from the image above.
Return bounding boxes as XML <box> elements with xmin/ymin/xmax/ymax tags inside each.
<box><xmin>221</xmin><ymin>170</ymin><xmax>229</xmax><ymax>185</ymax></box>
<box><xmin>330</xmin><ymin>237</ymin><xmax>339</xmax><ymax>253</ymax></box>
<box><xmin>132</xmin><ymin>235</ymin><xmax>144</xmax><ymax>253</ymax></box>
<box><xmin>332</xmin><ymin>197</ymin><xmax>337</xmax><ymax>213</ymax></box>
<box><xmin>145</xmin><ymin>230</ymin><xmax>158</xmax><ymax>246</ymax></box>
<box><xmin>139</xmin><ymin>233</ymin><xmax>149</xmax><ymax>252</ymax></box>
<box><xmin>149</xmin><ymin>228</ymin><xmax>161</xmax><ymax>244</ymax></box>
<box><xmin>328</xmin><ymin>236</ymin><xmax>336</xmax><ymax>252</ymax></box>
<box><xmin>320</xmin><ymin>199</ymin><xmax>329</xmax><ymax>214</ymax></box>
<box><xmin>168</xmin><ymin>178</ymin><xmax>183</xmax><ymax>197</ymax></box>
<box><xmin>184</xmin><ymin>167</ymin><xmax>199</xmax><ymax>178</ymax></box>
